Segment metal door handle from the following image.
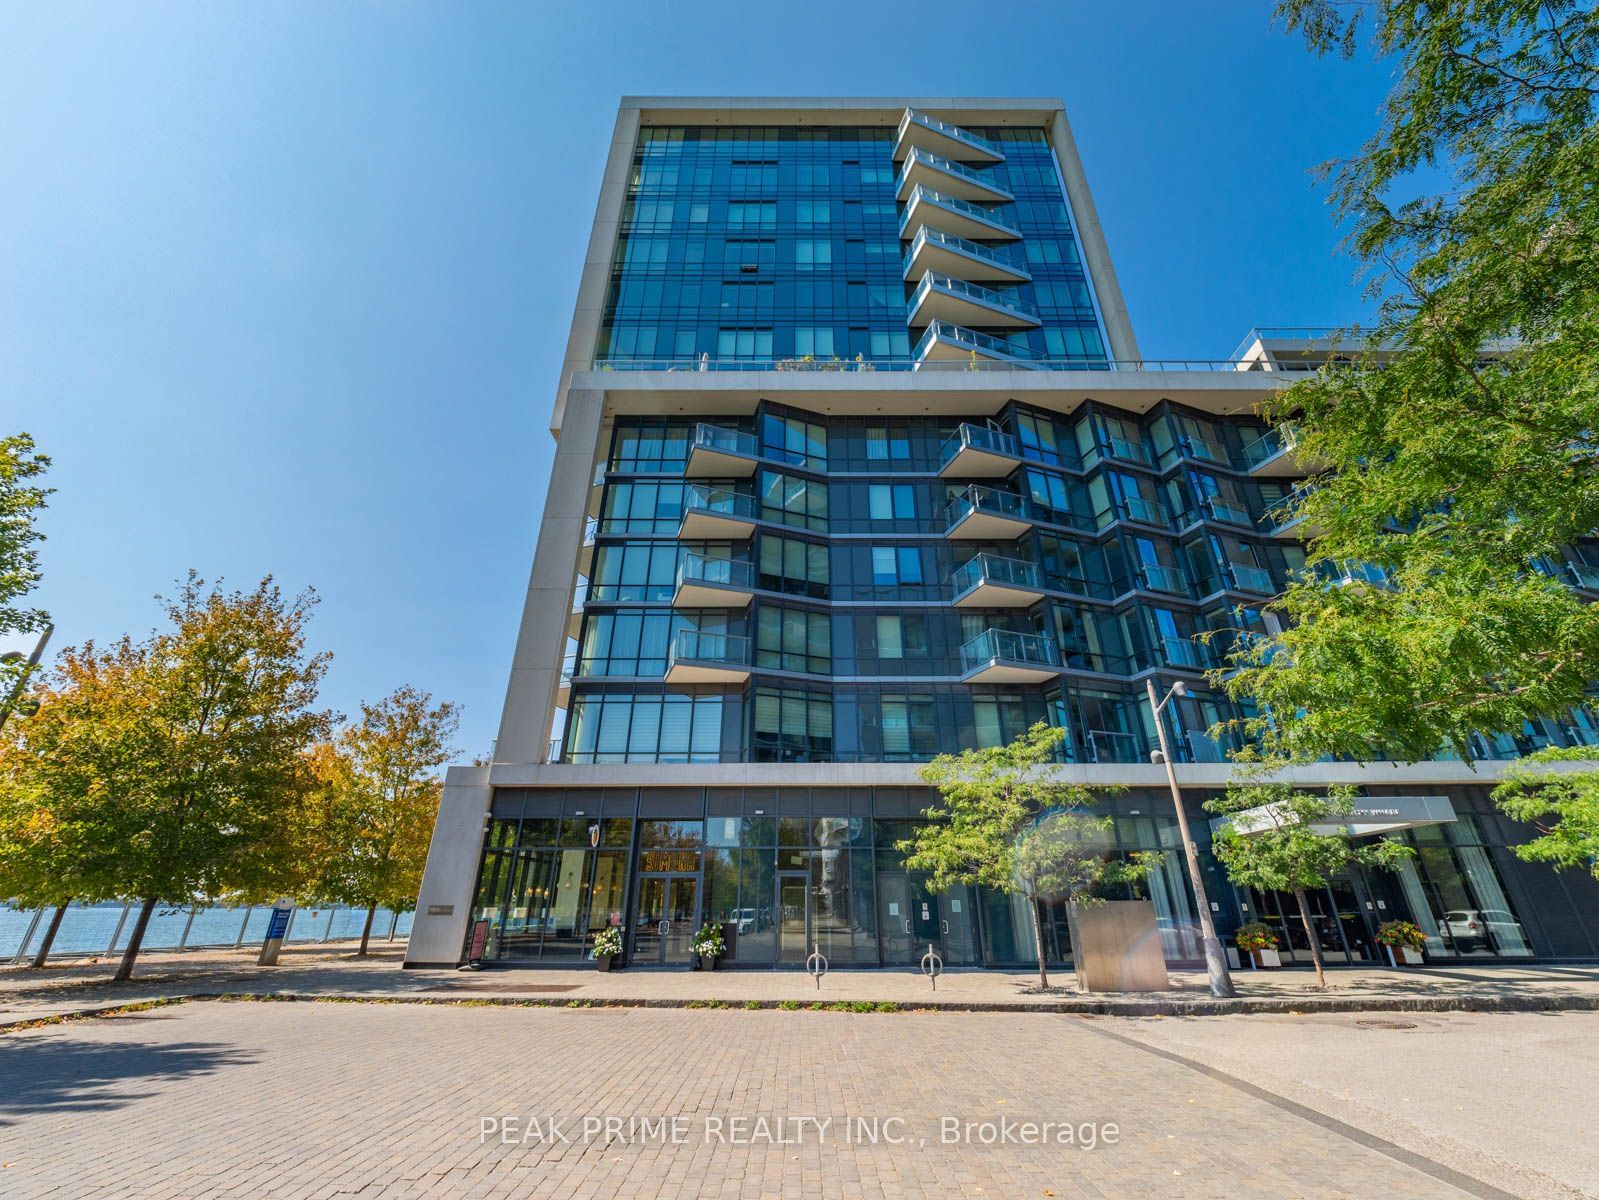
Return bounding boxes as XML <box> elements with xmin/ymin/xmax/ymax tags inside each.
<box><xmin>904</xmin><ymin>919</ymin><xmax>911</xmax><ymax>934</ymax></box>
<box><xmin>659</xmin><ymin>920</ymin><xmax>669</xmax><ymax>935</ymax></box>
<box><xmin>941</xmin><ymin>920</ymin><xmax>949</xmax><ymax>935</ymax></box>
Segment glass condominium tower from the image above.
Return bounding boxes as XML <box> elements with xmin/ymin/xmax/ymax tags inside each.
<box><xmin>404</xmin><ymin>98</ymin><xmax>1599</xmax><ymax>971</ymax></box>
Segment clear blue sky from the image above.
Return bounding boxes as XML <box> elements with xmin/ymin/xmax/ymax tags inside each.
<box><xmin>0</xmin><ymin>2</ymin><xmax>1394</xmax><ymax>758</ymax></box>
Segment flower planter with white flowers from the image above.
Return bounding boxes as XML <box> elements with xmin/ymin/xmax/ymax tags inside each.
<box><xmin>690</xmin><ymin>923</ymin><xmax>725</xmax><ymax>971</ymax></box>
<box><xmin>592</xmin><ymin>926</ymin><xmax>623</xmax><ymax>971</ymax></box>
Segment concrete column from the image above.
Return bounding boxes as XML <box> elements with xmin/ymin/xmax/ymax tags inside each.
<box><xmin>495</xmin><ymin>386</ymin><xmax>606</xmax><ymax>765</ymax></box>
<box><xmin>404</xmin><ymin>765</ymin><xmax>492</xmax><ymax>968</ymax></box>
<box><xmin>1047</xmin><ymin>110</ymin><xmax>1141</xmax><ymax>363</ymax></box>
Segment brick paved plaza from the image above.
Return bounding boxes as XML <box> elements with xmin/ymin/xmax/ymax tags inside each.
<box><xmin>3</xmin><ymin>999</ymin><xmax>1593</xmax><ymax>1199</ymax></box>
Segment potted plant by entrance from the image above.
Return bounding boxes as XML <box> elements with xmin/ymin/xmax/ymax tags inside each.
<box><xmin>690</xmin><ymin>923</ymin><xmax>725</xmax><ymax>971</ymax></box>
<box><xmin>592</xmin><ymin>926</ymin><xmax>623</xmax><ymax>972</ymax></box>
<box><xmin>1236</xmin><ymin>922</ymin><xmax>1283</xmax><ymax>969</ymax></box>
<box><xmin>1375</xmin><ymin>920</ymin><xmax>1428</xmax><ymax>966</ymax></box>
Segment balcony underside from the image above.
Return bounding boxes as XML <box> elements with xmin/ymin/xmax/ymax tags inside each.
<box><xmin>938</xmin><ymin>444</ymin><xmax>1024</xmax><ymax>479</ymax></box>
<box><xmin>678</xmin><ymin>508</ymin><xmax>756</xmax><ymax>540</ymax></box>
<box><xmin>952</xmin><ymin>580</ymin><xmax>1046</xmax><ymax>609</ymax></box>
<box><xmin>908</xmin><ymin>283</ymin><xmax>1040</xmax><ymax>331</ymax></box>
<box><xmin>672</xmin><ymin>579</ymin><xmax>754</xmax><ymax>608</ymax></box>
<box><xmin>902</xmin><ymin>236</ymin><xmax>1030</xmax><ymax>285</ymax></box>
<box><xmin>894</xmin><ymin>115</ymin><xmax>1005</xmax><ymax>165</ymax></box>
<box><xmin>945</xmin><ymin>508</ymin><xmax>1031</xmax><ymax>539</ymax></box>
<box><xmin>900</xmin><ymin>193</ymin><xmax>1021</xmax><ymax>243</ymax></box>
<box><xmin>896</xmin><ymin>157</ymin><xmax>1010</xmax><ymax>205</ymax></box>
<box><xmin>960</xmin><ymin>659</ymin><xmax>1060</xmax><ymax>684</ymax></box>
<box><xmin>1264</xmin><ymin>514</ymin><xmax>1322</xmax><ymax>540</ymax></box>
<box><xmin>664</xmin><ymin>660</ymin><xmax>751</xmax><ymax>685</ymax></box>
<box><xmin>684</xmin><ymin>446</ymin><xmax>758</xmax><ymax>478</ymax></box>
<box><xmin>918</xmin><ymin>326</ymin><xmax>1034</xmax><ymax>372</ymax></box>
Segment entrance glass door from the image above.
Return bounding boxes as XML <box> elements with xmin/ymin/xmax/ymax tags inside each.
<box><xmin>877</xmin><ymin>873</ymin><xmax>913</xmax><ymax>964</ymax></box>
<box><xmin>632</xmin><ymin>874</ymin><xmax>699</xmax><ymax>966</ymax></box>
<box><xmin>940</xmin><ymin>886</ymin><xmax>980</xmax><ymax>964</ymax></box>
<box><xmin>777</xmin><ymin>873</ymin><xmax>810</xmax><ymax>963</ymax></box>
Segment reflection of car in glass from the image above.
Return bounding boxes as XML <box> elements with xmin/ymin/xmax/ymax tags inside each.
<box><xmin>730</xmin><ymin>908</ymin><xmax>757</xmax><ymax>934</ymax></box>
<box><xmin>1440</xmin><ymin>909</ymin><xmax>1521</xmax><ymax>952</ymax></box>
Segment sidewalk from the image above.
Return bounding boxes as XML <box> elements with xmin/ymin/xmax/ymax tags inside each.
<box><xmin>4</xmin><ymin>943</ymin><xmax>1599</xmax><ymax>1026</ymax></box>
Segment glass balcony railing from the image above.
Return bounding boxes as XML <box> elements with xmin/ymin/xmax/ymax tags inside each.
<box><xmin>1160</xmin><ymin>636</ymin><xmax>1211</xmax><ymax>671</ymax></box>
<box><xmin>1085</xmin><ymin>729</ymin><xmax>1145</xmax><ymax>764</ymax></box>
<box><xmin>676</xmin><ymin>553</ymin><xmax>754</xmax><ymax>591</ymax></box>
<box><xmin>960</xmin><ymin>628</ymin><xmax>1059</xmax><ymax>674</ymax></box>
<box><xmin>1262</xmin><ymin>485</ymin><xmax>1319</xmax><ymax>535</ymax></box>
<box><xmin>1566</xmin><ymin>561</ymin><xmax>1599</xmax><ymax>591</ymax></box>
<box><xmin>682</xmin><ymin>485</ymin><xmax>757</xmax><ymax>520</ymax></box>
<box><xmin>945</xmin><ymin>483</ymin><xmax>1029</xmax><ymax>529</ymax></box>
<box><xmin>914</xmin><ymin>320</ymin><xmax>1039</xmax><ymax>366</ymax></box>
<box><xmin>1105</xmin><ymin>435</ymin><xmax>1151</xmax><ymax>465</ymax></box>
<box><xmin>1179</xmin><ymin>434</ymin><xmax>1231</xmax><ymax>466</ymax></box>
<box><xmin>669</xmin><ymin>629</ymin><xmax>751</xmax><ymax>669</ymax></box>
<box><xmin>1308</xmin><ymin>559</ymin><xmax>1394</xmax><ymax>590</ymax></box>
<box><xmin>1241</xmin><ymin>422</ymin><xmax>1304</xmax><ymax>470</ymax></box>
<box><xmin>1226</xmin><ymin>563</ymin><xmax>1276</xmax><ymax>594</ymax></box>
<box><xmin>896</xmin><ymin>147</ymin><xmax>1012</xmax><ymax>200</ymax></box>
<box><xmin>939</xmin><ymin>422</ymin><xmax>1022</xmax><ymax>468</ymax></box>
<box><xmin>950</xmin><ymin>553</ymin><xmax>1044</xmax><ymax>598</ymax></box>
<box><xmin>690</xmin><ymin>422</ymin><xmax>758</xmax><ymax>459</ymax></box>
<box><xmin>1203</xmin><ymin>496</ymin><xmax>1253</xmax><ymax>526</ymax></box>
<box><xmin>900</xmin><ymin>185</ymin><xmax>1021</xmax><ymax>239</ymax></box>
<box><xmin>1139</xmin><ymin>562</ymin><xmax>1188</xmax><ymax>594</ymax></box>
<box><xmin>1119</xmin><ymin>495</ymin><xmax>1167</xmax><ymax>526</ymax></box>
<box><xmin>909</xmin><ymin>273</ymin><xmax>1040</xmax><ymax>324</ymax></box>
<box><xmin>898</xmin><ymin>108</ymin><xmax>1005</xmax><ymax>161</ymax></box>
<box><xmin>901</xmin><ymin>227</ymin><xmax>1030</xmax><ymax>281</ymax></box>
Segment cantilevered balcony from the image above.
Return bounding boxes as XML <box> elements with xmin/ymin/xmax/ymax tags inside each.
<box><xmin>1225</xmin><ymin>562</ymin><xmax>1277</xmax><ymax>595</ymax></box>
<box><xmin>1262</xmin><ymin>487</ymin><xmax>1323</xmax><ymax>539</ymax></box>
<box><xmin>1117</xmin><ymin>494</ymin><xmax>1168</xmax><ymax>527</ymax></box>
<box><xmin>1565</xmin><ymin>561</ymin><xmax>1599</xmax><ymax>592</ymax></box>
<box><xmin>1201</xmin><ymin>496</ymin><xmax>1254</xmax><ymax>528</ymax></box>
<box><xmin>1241</xmin><ymin>423</ymin><xmax>1322</xmax><ymax>478</ymax></box>
<box><xmin>894</xmin><ymin>108</ymin><xmax>1006</xmax><ymax>165</ymax></box>
<box><xmin>938</xmin><ymin>422</ymin><xmax>1024</xmax><ymax>478</ymax></box>
<box><xmin>673</xmin><ymin>553</ymin><xmax>754</xmax><ymax>608</ymax></box>
<box><xmin>915</xmin><ymin>321</ymin><xmax>1037</xmax><ymax>370</ymax></box>
<box><xmin>902</xmin><ymin>227</ymin><xmax>1031</xmax><ymax>285</ymax></box>
<box><xmin>678</xmin><ymin>485</ymin><xmax>756</xmax><ymax>540</ymax></box>
<box><xmin>1139</xmin><ymin>562</ymin><xmax>1189</xmax><ymax>595</ymax></box>
<box><xmin>896</xmin><ymin>147</ymin><xmax>1012</xmax><ymax>205</ymax></box>
<box><xmin>950</xmin><ymin>554</ymin><xmax>1046</xmax><ymax>609</ymax></box>
<box><xmin>944</xmin><ymin>484</ymin><xmax>1031</xmax><ymax>539</ymax></box>
<box><xmin>959</xmin><ymin>628</ymin><xmax>1060</xmax><ymax>684</ymax></box>
<box><xmin>900</xmin><ymin>185</ymin><xmax>1021</xmax><ymax>243</ymax></box>
<box><xmin>907</xmin><ymin>273</ymin><xmax>1041</xmax><ymax>331</ymax></box>
<box><xmin>665</xmin><ymin>629</ymin><xmax>751</xmax><ymax>685</ymax></box>
<box><xmin>685</xmin><ymin>423</ymin><xmax>759</xmax><ymax>478</ymax></box>
<box><xmin>1160</xmin><ymin>637</ymin><xmax>1213</xmax><ymax>672</ymax></box>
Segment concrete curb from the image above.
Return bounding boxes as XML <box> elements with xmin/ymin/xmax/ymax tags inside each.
<box><xmin>7</xmin><ymin>987</ymin><xmax>1599</xmax><ymax>1030</ymax></box>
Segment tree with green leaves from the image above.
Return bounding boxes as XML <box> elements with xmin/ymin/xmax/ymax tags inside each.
<box><xmin>0</xmin><ymin>573</ymin><xmax>331</xmax><ymax>980</ymax></box>
<box><xmin>0</xmin><ymin>433</ymin><xmax>51</xmax><ymax>721</ymax></box>
<box><xmin>1491</xmin><ymin>747</ymin><xmax>1599</xmax><ymax>879</ymax></box>
<box><xmin>1205</xmin><ymin>781</ymin><xmax>1415</xmax><ymax>987</ymax></box>
<box><xmin>899</xmin><ymin>723</ymin><xmax>1149</xmax><ymax>991</ymax></box>
<box><xmin>306</xmin><ymin>685</ymin><xmax>458</xmax><ymax>954</ymax></box>
<box><xmin>1221</xmin><ymin>2</ymin><xmax>1599</xmax><ymax>763</ymax></box>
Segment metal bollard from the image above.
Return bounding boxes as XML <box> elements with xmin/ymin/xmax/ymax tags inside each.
<box><xmin>806</xmin><ymin>943</ymin><xmax>829</xmax><ymax>990</ymax></box>
<box><xmin>920</xmin><ymin>943</ymin><xmax>943</xmax><ymax>991</ymax></box>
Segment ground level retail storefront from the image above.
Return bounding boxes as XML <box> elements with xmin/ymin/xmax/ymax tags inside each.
<box><xmin>462</xmin><ymin>785</ymin><xmax>1599</xmax><ymax>969</ymax></box>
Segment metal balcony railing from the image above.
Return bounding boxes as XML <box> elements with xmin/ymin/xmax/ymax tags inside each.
<box><xmin>940</xmin><ymin>422</ymin><xmax>1021</xmax><ymax>468</ymax></box>
<box><xmin>944</xmin><ymin>483</ymin><xmax>1029</xmax><ymax>529</ymax></box>
<box><xmin>914</xmin><ymin>320</ymin><xmax>1039</xmax><ymax>366</ymax></box>
<box><xmin>909</xmin><ymin>272</ymin><xmax>1040</xmax><ymax>324</ymax></box>
<box><xmin>960</xmin><ymin>628</ymin><xmax>1059</xmax><ymax>673</ymax></box>
<box><xmin>901</xmin><ymin>226</ymin><xmax>1030</xmax><ymax>281</ymax></box>
<box><xmin>899</xmin><ymin>184</ymin><xmax>1022</xmax><ymax>240</ymax></box>
<box><xmin>950</xmin><ymin>553</ymin><xmax>1043</xmax><ymax>598</ymax></box>
<box><xmin>896</xmin><ymin>147</ymin><xmax>1012</xmax><ymax>201</ymax></box>
<box><xmin>897</xmin><ymin>108</ymin><xmax>1005</xmax><ymax>161</ymax></box>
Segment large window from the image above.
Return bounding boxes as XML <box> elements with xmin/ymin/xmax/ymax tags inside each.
<box><xmin>565</xmin><ymin>693</ymin><xmax>725</xmax><ymax>763</ymax></box>
<box><xmin>755</xmin><ymin>606</ymin><xmax>831</xmax><ymax>674</ymax></box>
<box><xmin>867</xmin><ymin>483</ymin><xmax>916</xmax><ymax>521</ymax></box>
<box><xmin>760</xmin><ymin>470</ymin><xmax>828</xmax><ymax>532</ymax></box>
<box><xmin>758</xmin><ymin>534</ymin><xmax>829</xmax><ymax>598</ymax></box>
<box><xmin>762</xmin><ymin>413</ymin><xmax>828</xmax><ymax>469</ymax></box>
<box><xmin>753</xmin><ymin>686</ymin><xmax>833</xmax><ymax>762</ymax></box>
<box><xmin>870</xmin><ymin>545</ymin><xmax>922</xmax><ymax>585</ymax></box>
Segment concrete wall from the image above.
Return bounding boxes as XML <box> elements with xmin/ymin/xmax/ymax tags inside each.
<box><xmin>404</xmin><ymin>765</ymin><xmax>492</xmax><ymax>967</ymax></box>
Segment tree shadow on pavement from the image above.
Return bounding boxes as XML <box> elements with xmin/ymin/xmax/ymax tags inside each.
<box><xmin>0</xmin><ymin>1034</ymin><xmax>259</xmax><ymax>1124</ymax></box>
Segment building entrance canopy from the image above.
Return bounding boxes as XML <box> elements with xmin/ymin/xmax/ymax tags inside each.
<box><xmin>1211</xmin><ymin>794</ymin><xmax>1458</xmax><ymax>840</ymax></box>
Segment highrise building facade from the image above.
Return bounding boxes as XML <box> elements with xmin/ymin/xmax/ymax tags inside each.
<box><xmin>404</xmin><ymin>98</ymin><xmax>1599</xmax><ymax>971</ymax></box>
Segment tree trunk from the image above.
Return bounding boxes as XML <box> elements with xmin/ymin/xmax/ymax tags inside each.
<box><xmin>358</xmin><ymin>903</ymin><xmax>377</xmax><ymax>957</ymax></box>
<box><xmin>1293</xmin><ymin>887</ymin><xmax>1327</xmax><ymax>989</ymax></box>
<box><xmin>1031</xmin><ymin>896</ymin><xmax>1050</xmax><ymax>991</ymax></box>
<box><xmin>114</xmin><ymin>897</ymin><xmax>158</xmax><ymax>983</ymax></box>
<box><xmin>1064</xmin><ymin>899</ymin><xmax>1088</xmax><ymax>994</ymax></box>
<box><xmin>31</xmin><ymin>900</ymin><xmax>72</xmax><ymax>968</ymax></box>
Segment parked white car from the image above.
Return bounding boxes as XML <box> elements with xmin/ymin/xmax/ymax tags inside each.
<box><xmin>1439</xmin><ymin>909</ymin><xmax>1522</xmax><ymax>953</ymax></box>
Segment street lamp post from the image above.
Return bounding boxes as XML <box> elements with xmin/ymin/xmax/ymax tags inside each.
<box><xmin>0</xmin><ymin>623</ymin><xmax>53</xmax><ymax>734</ymax></box>
<box><xmin>1145</xmin><ymin>676</ymin><xmax>1236</xmax><ymax>998</ymax></box>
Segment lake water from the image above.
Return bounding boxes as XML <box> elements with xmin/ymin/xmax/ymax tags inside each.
<box><xmin>0</xmin><ymin>901</ymin><xmax>415</xmax><ymax>960</ymax></box>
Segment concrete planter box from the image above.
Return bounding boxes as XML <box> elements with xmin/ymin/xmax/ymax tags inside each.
<box><xmin>1069</xmin><ymin>900</ymin><xmax>1169</xmax><ymax>993</ymax></box>
<box><xmin>1386</xmin><ymin>944</ymin><xmax>1425</xmax><ymax>966</ymax></box>
<box><xmin>1248</xmin><ymin>947</ymin><xmax>1282</xmax><ymax>969</ymax></box>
